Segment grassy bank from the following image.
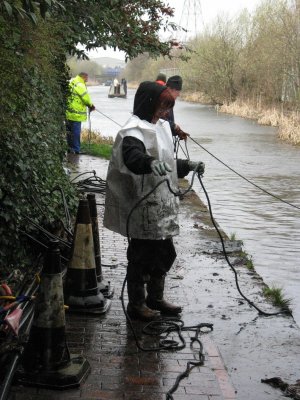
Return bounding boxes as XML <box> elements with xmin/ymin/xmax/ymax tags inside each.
<box><xmin>221</xmin><ymin>100</ymin><xmax>300</xmax><ymax>146</ymax></box>
<box><xmin>182</xmin><ymin>92</ymin><xmax>300</xmax><ymax>146</ymax></box>
<box><xmin>81</xmin><ymin>129</ymin><xmax>113</xmax><ymax>159</ymax></box>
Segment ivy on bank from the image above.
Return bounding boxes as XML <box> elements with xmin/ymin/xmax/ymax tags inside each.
<box><xmin>0</xmin><ymin>16</ymin><xmax>77</xmax><ymax>268</ymax></box>
<box><xmin>0</xmin><ymin>0</ymin><xmax>179</xmax><ymax>270</ymax></box>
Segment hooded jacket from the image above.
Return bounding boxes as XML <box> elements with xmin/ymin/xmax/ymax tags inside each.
<box><xmin>66</xmin><ymin>75</ymin><xmax>93</xmax><ymax>122</ymax></box>
<box><xmin>104</xmin><ymin>81</ymin><xmax>182</xmax><ymax>240</ymax></box>
<box><xmin>133</xmin><ymin>81</ymin><xmax>166</xmax><ymax>122</ymax></box>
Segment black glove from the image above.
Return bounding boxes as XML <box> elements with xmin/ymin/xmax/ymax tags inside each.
<box><xmin>188</xmin><ymin>161</ymin><xmax>205</xmax><ymax>174</ymax></box>
<box><xmin>151</xmin><ymin>160</ymin><xmax>172</xmax><ymax>176</ymax></box>
<box><xmin>89</xmin><ymin>104</ymin><xmax>96</xmax><ymax>112</ymax></box>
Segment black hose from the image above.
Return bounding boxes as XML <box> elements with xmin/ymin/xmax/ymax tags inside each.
<box><xmin>198</xmin><ymin>173</ymin><xmax>291</xmax><ymax>317</ymax></box>
<box><xmin>124</xmin><ymin>169</ymin><xmax>290</xmax><ymax>322</ymax></box>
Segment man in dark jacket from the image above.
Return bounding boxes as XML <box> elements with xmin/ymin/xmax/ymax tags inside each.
<box><xmin>166</xmin><ymin>75</ymin><xmax>189</xmax><ymax>140</ymax></box>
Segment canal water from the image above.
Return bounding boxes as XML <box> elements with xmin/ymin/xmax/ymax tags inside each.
<box><xmin>85</xmin><ymin>86</ymin><xmax>300</xmax><ymax>326</ymax></box>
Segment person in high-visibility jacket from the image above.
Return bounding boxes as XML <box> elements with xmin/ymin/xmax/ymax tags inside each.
<box><xmin>66</xmin><ymin>72</ymin><xmax>95</xmax><ymax>154</ymax></box>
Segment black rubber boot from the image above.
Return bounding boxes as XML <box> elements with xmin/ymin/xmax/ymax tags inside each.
<box><xmin>127</xmin><ymin>280</ymin><xmax>160</xmax><ymax>322</ymax></box>
<box><xmin>146</xmin><ymin>275</ymin><xmax>182</xmax><ymax>315</ymax></box>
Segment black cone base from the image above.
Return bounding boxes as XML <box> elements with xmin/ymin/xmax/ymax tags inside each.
<box><xmin>66</xmin><ymin>294</ymin><xmax>111</xmax><ymax>314</ymax></box>
<box><xmin>16</xmin><ymin>354</ymin><xmax>90</xmax><ymax>390</ymax></box>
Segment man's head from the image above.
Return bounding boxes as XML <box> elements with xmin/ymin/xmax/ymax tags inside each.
<box><xmin>79</xmin><ymin>72</ymin><xmax>89</xmax><ymax>82</ymax></box>
<box><xmin>156</xmin><ymin>73</ymin><xmax>167</xmax><ymax>85</ymax></box>
<box><xmin>166</xmin><ymin>75</ymin><xmax>182</xmax><ymax>99</ymax></box>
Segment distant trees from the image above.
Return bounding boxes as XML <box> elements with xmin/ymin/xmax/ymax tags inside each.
<box><xmin>67</xmin><ymin>58</ymin><xmax>104</xmax><ymax>81</ymax></box>
<box><xmin>124</xmin><ymin>53</ymin><xmax>175</xmax><ymax>83</ymax></box>
<box><xmin>198</xmin><ymin>0</ymin><xmax>300</xmax><ymax>107</ymax></box>
<box><xmin>180</xmin><ymin>14</ymin><xmax>246</xmax><ymax>103</ymax></box>
<box><xmin>125</xmin><ymin>0</ymin><xmax>300</xmax><ymax>108</ymax></box>
<box><xmin>241</xmin><ymin>0</ymin><xmax>298</xmax><ymax>104</ymax></box>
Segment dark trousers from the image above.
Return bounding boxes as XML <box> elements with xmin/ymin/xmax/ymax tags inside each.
<box><xmin>66</xmin><ymin>120</ymin><xmax>81</xmax><ymax>153</ymax></box>
<box><xmin>127</xmin><ymin>238</ymin><xmax>176</xmax><ymax>283</ymax></box>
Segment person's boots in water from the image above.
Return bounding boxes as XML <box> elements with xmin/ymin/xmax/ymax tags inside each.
<box><xmin>146</xmin><ymin>275</ymin><xmax>182</xmax><ymax>315</ymax></box>
<box><xmin>127</xmin><ymin>280</ymin><xmax>160</xmax><ymax>321</ymax></box>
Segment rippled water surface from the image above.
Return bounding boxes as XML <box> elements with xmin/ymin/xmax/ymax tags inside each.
<box><xmin>86</xmin><ymin>86</ymin><xmax>300</xmax><ymax>325</ymax></box>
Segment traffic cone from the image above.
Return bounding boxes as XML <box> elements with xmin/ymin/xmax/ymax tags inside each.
<box><xmin>64</xmin><ymin>198</ymin><xmax>111</xmax><ymax>314</ymax></box>
<box><xmin>87</xmin><ymin>193</ymin><xmax>114</xmax><ymax>298</ymax></box>
<box><xmin>16</xmin><ymin>240</ymin><xmax>90</xmax><ymax>389</ymax></box>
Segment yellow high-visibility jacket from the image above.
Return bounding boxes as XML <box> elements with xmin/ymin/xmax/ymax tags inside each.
<box><xmin>66</xmin><ymin>75</ymin><xmax>93</xmax><ymax>122</ymax></box>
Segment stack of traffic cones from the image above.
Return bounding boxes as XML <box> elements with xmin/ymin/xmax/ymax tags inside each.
<box><xmin>64</xmin><ymin>198</ymin><xmax>111</xmax><ymax>314</ymax></box>
<box><xmin>16</xmin><ymin>240</ymin><xmax>90</xmax><ymax>389</ymax></box>
<box><xmin>87</xmin><ymin>193</ymin><xmax>114</xmax><ymax>298</ymax></box>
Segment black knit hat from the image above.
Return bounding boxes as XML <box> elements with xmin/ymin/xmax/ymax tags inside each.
<box><xmin>133</xmin><ymin>81</ymin><xmax>167</xmax><ymax>123</ymax></box>
<box><xmin>167</xmin><ymin>75</ymin><xmax>183</xmax><ymax>90</ymax></box>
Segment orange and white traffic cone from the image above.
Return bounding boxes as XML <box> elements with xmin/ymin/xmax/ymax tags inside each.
<box><xmin>87</xmin><ymin>193</ymin><xmax>114</xmax><ymax>298</ymax></box>
<box><xmin>64</xmin><ymin>198</ymin><xmax>111</xmax><ymax>314</ymax></box>
<box><xmin>16</xmin><ymin>240</ymin><xmax>90</xmax><ymax>389</ymax></box>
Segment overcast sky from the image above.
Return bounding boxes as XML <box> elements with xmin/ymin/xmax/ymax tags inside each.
<box><xmin>88</xmin><ymin>0</ymin><xmax>262</xmax><ymax>59</ymax></box>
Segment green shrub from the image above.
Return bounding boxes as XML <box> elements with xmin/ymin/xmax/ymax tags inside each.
<box><xmin>0</xmin><ymin>1</ymin><xmax>179</xmax><ymax>272</ymax></box>
<box><xmin>0</xmin><ymin>17</ymin><xmax>78</xmax><ymax>269</ymax></box>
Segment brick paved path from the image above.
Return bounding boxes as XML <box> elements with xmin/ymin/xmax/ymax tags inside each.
<box><xmin>8</xmin><ymin>155</ymin><xmax>236</xmax><ymax>400</ymax></box>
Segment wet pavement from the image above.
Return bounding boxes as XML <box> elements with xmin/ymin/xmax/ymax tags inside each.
<box><xmin>8</xmin><ymin>153</ymin><xmax>300</xmax><ymax>400</ymax></box>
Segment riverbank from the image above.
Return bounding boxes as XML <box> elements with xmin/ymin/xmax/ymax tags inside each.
<box><xmin>181</xmin><ymin>92</ymin><xmax>300</xmax><ymax>146</ymax></box>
